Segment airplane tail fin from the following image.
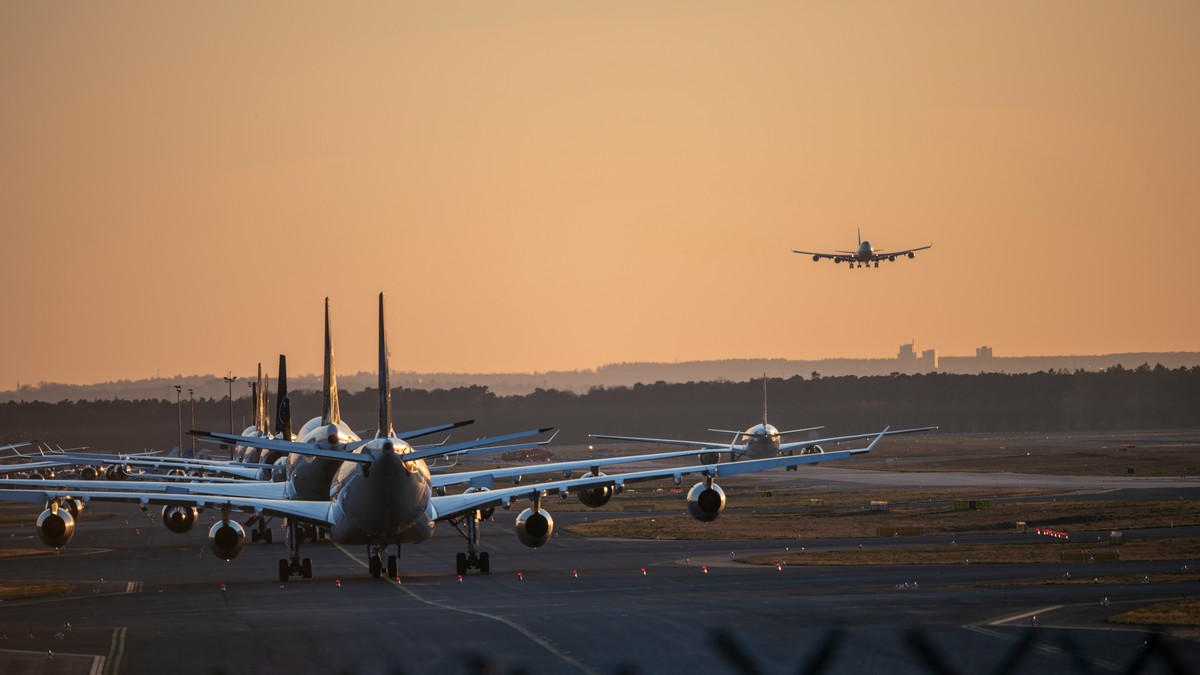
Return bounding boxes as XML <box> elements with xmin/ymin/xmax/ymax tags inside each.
<box><xmin>322</xmin><ymin>298</ymin><xmax>342</xmax><ymax>425</ymax></box>
<box><xmin>275</xmin><ymin>354</ymin><xmax>292</xmax><ymax>440</ymax></box>
<box><xmin>253</xmin><ymin>363</ymin><xmax>263</xmax><ymax>432</ymax></box>
<box><xmin>262</xmin><ymin>371</ymin><xmax>271</xmax><ymax>434</ymax></box>
<box><xmin>762</xmin><ymin>373</ymin><xmax>769</xmax><ymax>426</ymax></box>
<box><xmin>377</xmin><ymin>292</ymin><xmax>393</xmax><ymax>438</ymax></box>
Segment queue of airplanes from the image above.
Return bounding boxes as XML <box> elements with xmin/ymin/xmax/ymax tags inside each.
<box><xmin>0</xmin><ymin>294</ymin><xmax>935</xmax><ymax>581</ymax></box>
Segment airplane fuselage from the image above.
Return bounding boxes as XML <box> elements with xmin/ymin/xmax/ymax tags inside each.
<box><xmin>284</xmin><ymin>418</ymin><xmax>361</xmax><ymax>501</ymax></box>
<box><xmin>737</xmin><ymin>423</ymin><xmax>782</xmax><ymax>459</ymax></box>
<box><xmin>327</xmin><ymin>438</ymin><xmax>436</xmax><ymax>545</ymax></box>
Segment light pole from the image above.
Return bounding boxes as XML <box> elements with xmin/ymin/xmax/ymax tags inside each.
<box><xmin>223</xmin><ymin>374</ymin><xmax>238</xmax><ymax>434</ymax></box>
<box><xmin>174</xmin><ymin>385</ymin><xmax>182</xmax><ymax>456</ymax></box>
<box><xmin>188</xmin><ymin>388</ymin><xmax>195</xmax><ymax>457</ymax></box>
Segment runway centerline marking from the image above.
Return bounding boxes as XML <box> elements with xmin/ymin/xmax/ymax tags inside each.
<box><xmin>333</xmin><ymin>543</ymin><xmax>597</xmax><ymax>675</ymax></box>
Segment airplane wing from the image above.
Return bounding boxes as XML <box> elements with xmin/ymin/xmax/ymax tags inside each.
<box><xmin>192</xmin><ymin>427</ymin><xmax>555</xmax><ymax>465</ymax></box>
<box><xmin>588</xmin><ymin>434</ymin><xmax>732</xmax><ymax>450</ymax></box>
<box><xmin>396</xmin><ymin>419</ymin><xmax>474</xmax><ymax>441</ymax></box>
<box><xmin>0</xmin><ymin>487</ymin><xmax>335</xmax><ymax>525</ymax></box>
<box><xmin>52</xmin><ymin>453</ymin><xmax>269</xmax><ymax>480</ymax></box>
<box><xmin>432</xmin><ymin>446</ymin><xmax>737</xmax><ymax>490</ymax></box>
<box><xmin>791</xmin><ymin>250</ymin><xmax>844</xmax><ymax>260</ymax></box>
<box><xmin>0</xmin><ymin>460</ymin><xmax>67</xmax><ymax>476</ymax></box>
<box><xmin>0</xmin><ymin>476</ymin><xmax>290</xmax><ymax>499</ymax></box>
<box><xmin>872</xmin><ymin>244</ymin><xmax>933</xmax><ymax>259</ymax></box>
<box><xmin>777</xmin><ymin>426</ymin><xmax>936</xmax><ymax>453</ymax></box>
<box><xmin>430</xmin><ymin>429</ymin><xmax>890</xmax><ymax>522</ymax></box>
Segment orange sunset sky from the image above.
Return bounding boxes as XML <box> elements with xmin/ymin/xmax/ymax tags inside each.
<box><xmin>2</xmin><ymin>2</ymin><xmax>1198</xmax><ymax>387</ymax></box>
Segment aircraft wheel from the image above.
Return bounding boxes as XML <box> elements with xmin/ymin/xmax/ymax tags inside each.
<box><xmin>455</xmin><ymin>552</ymin><xmax>467</xmax><ymax>576</ymax></box>
<box><xmin>265</xmin><ymin>528</ymin><xmax>273</xmax><ymax>544</ymax></box>
<box><xmin>479</xmin><ymin>551</ymin><xmax>490</xmax><ymax>574</ymax></box>
<box><xmin>251</xmin><ymin>530</ymin><xmax>260</xmax><ymax>543</ymax></box>
<box><xmin>301</xmin><ymin>558</ymin><xmax>313</xmax><ymax>579</ymax></box>
<box><xmin>369</xmin><ymin>555</ymin><xmax>382</xmax><ymax>579</ymax></box>
<box><xmin>387</xmin><ymin>555</ymin><xmax>398</xmax><ymax>579</ymax></box>
<box><xmin>278</xmin><ymin>559</ymin><xmax>289</xmax><ymax>583</ymax></box>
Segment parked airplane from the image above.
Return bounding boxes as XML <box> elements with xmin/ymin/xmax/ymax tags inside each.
<box><xmin>793</xmin><ymin>228</ymin><xmax>931</xmax><ymax>268</ymax></box>
<box><xmin>0</xmin><ymin>294</ymin><xmax>925</xmax><ymax>581</ymax></box>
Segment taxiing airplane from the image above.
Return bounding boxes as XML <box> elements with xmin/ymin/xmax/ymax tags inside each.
<box><xmin>793</xmin><ymin>228</ymin><xmax>932</xmax><ymax>268</ymax></box>
<box><xmin>0</xmin><ymin>294</ymin><xmax>928</xmax><ymax>581</ymax></box>
<box><xmin>592</xmin><ymin>377</ymin><xmax>936</xmax><ymax>464</ymax></box>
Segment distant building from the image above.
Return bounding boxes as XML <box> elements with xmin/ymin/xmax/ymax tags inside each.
<box><xmin>898</xmin><ymin>342</ymin><xmax>916</xmax><ymax>365</ymax></box>
<box><xmin>921</xmin><ymin>349</ymin><xmax>938</xmax><ymax>370</ymax></box>
<box><xmin>976</xmin><ymin>345</ymin><xmax>993</xmax><ymax>360</ymax></box>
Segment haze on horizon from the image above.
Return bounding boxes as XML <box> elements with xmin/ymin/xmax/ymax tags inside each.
<box><xmin>3</xmin><ymin>2</ymin><xmax>1197</xmax><ymax>388</ymax></box>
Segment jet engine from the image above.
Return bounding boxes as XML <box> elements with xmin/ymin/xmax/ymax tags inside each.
<box><xmin>29</xmin><ymin>471</ymin><xmax>47</xmax><ymax>480</ymax></box>
<box><xmin>907</xmin><ymin>252</ymin><xmax>915</xmax><ymax>259</ymax></box>
<box><xmin>463</xmin><ymin>487</ymin><xmax>495</xmax><ymax>519</ymax></box>
<box><xmin>36</xmin><ymin>506</ymin><xmax>75</xmax><ymax>548</ymax></box>
<box><xmin>162</xmin><ymin>505</ymin><xmax>199</xmax><ymax>534</ymax></box>
<box><xmin>699</xmin><ymin>452</ymin><xmax>720</xmax><ymax>465</ymax></box>
<box><xmin>105</xmin><ymin>465</ymin><xmax>130</xmax><ymax>480</ymax></box>
<box><xmin>208</xmin><ymin>520</ymin><xmax>246</xmax><ymax>561</ymax></box>
<box><xmin>812</xmin><ymin>254</ymin><xmax>820</xmax><ymax>262</ymax></box>
<box><xmin>686</xmin><ymin>481</ymin><xmax>726</xmax><ymax>522</ymax></box>
<box><xmin>576</xmin><ymin>473</ymin><xmax>613</xmax><ymax>508</ymax></box>
<box><xmin>63</xmin><ymin>498</ymin><xmax>85</xmax><ymax>518</ymax></box>
<box><xmin>514</xmin><ymin>507</ymin><xmax>554</xmax><ymax>548</ymax></box>
<box><xmin>271</xmin><ymin>456</ymin><xmax>289</xmax><ymax>483</ymax></box>
<box><xmin>80</xmin><ymin>466</ymin><xmax>99</xmax><ymax>480</ymax></box>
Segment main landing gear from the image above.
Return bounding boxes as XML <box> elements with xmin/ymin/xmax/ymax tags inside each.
<box><xmin>278</xmin><ymin>518</ymin><xmax>313</xmax><ymax>583</ymax></box>
<box><xmin>247</xmin><ymin>514</ymin><xmax>274</xmax><ymax>543</ymax></box>
<box><xmin>367</xmin><ymin>544</ymin><xmax>400</xmax><ymax>579</ymax></box>
<box><xmin>451</xmin><ymin>509</ymin><xmax>491</xmax><ymax>576</ymax></box>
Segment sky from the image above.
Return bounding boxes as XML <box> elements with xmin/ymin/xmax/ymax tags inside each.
<box><xmin>2</xmin><ymin>1</ymin><xmax>1198</xmax><ymax>386</ymax></box>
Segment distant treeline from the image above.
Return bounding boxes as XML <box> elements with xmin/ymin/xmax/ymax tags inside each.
<box><xmin>1</xmin><ymin>365</ymin><xmax>1196</xmax><ymax>453</ymax></box>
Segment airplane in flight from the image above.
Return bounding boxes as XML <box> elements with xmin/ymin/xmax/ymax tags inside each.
<box><xmin>0</xmin><ymin>294</ymin><xmax>928</xmax><ymax>581</ymax></box>
<box><xmin>592</xmin><ymin>377</ymin><xmax>935</xmax><ymax>465</ymax></box>
<box><xmin>793</xmin><ymin>228</ymin><xmax>932</xmax><ymax>268</ymax></box>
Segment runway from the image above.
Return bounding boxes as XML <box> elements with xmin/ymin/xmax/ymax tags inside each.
<box><xmin>2</xmin><ymin>499</ymin><xmax>1198</xmax><ymax>675</ymax></box>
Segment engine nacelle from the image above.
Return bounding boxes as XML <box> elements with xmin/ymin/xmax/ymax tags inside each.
<box><xmin>105</xmin><ymin>465</ymin><xmax>129</xmax><ymax>480</ymax></box>
<box><xmin>699</xmin><ymin>452</ymin><xmax>720</xmax><ymax>465</ymax></box>
<box><xmin>515</xmin><ymin>507</ymin><xmax>554</xmax><ymax>548</ymax></box>
<box><xmin>907</xmin><ymin>252</ymin><xmax>915</xmax><ymax>259</ymax></box>
<box><xmin>464</xmin><ymin>487</ymin><xmax>495</xmax><ymax>520</ymax></box>
<box><xmin>271</xmin><ymin>456</ymin><xmax>289</xmax><ymax>483</ymax></box>
<box><xmin>166</xmin><ymin>468</ymin><xmax>185</xmax><ymax>477</ymax></box>
<box><xmin>686</xmin><ymin>481</ymin><xmax>726</xmax><ymax>522</ymax></box>
<box><xmin>37</xmin><ymin>507</ymin><xmax>75</xmax><ymax>548</ymax></box>
<box><xmin>29</xmin><ymin>471</ymin><xmax>47</xmax><ymax>480</ymax></box>
<box><xmin>79</xmin><ymin>466</ymin><xmax>99</xmax><ymax>480</ymax></box>
<box><xmin>812</xmin><ymin>254</ymin><xmax>820</xmax><ymax>262</ymax></box>
<box><xmin>63</xmin><ymin>498</ymin><xmax>84</xmax><ymax>518</ymax></box>
<box><xmin>162</xmin><ymin>505</ymin><xmax>199</xmax><ymax>534</ymax></box>
<box><xmin>576</xmin><ymin>473</ymin><xmax>613</xmax><ymax>508</ymax></box>
<box><xmin>208</xmin><ymin>520</ymin><xmax>246</xmax><ymax>561</ymax></box>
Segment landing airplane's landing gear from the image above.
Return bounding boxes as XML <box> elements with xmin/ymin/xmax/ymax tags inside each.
<box><xmin>278</xmin><ymin>518</ymin><xmax>312</xmax><ymax>582</ymax></box>
<box><xmin>873</xmin><ymin>261</ymin><xmax>879</xmax><ymax>268</ymax></box>
<box><xmin>452</xmin><ymin>509</ymin><xmax>491</xmax><ymax>575</ymax></box>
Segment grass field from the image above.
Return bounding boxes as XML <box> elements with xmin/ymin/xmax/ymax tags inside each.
<box><xmin>563</xmin><ymin>497</ymin><xmax>1200</xmax><ymax>540</ymax></box>
<box><xmin>0</xmin><ymin>581</ymin><xmax>71</xmax><ymax>601</ymax></box>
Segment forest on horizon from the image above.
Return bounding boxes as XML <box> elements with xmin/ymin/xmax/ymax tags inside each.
<box><xmin>1</xmin><ymin>366</ymin><xmax>1196</xmax><ymax>454</ymax></box>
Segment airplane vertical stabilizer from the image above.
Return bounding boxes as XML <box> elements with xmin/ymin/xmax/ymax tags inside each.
<box><xmin>762</xmin><ymin>374</ymin><xmax>769</xmax><ymax>427</ymax></box>
<box><xmin>377</xmin><ymin>292</ymin><xmax>393</xmax><ymax>439</ymax></box>
<box><xmin>253</xmin><ymin>363</ymin><xmax>263</xmax><ymax>432</ymax></box>
<box><xmin>275</xmin><ymin>354</ymin><xmax>291</xmax><ymax>440</ymax></box>
<box><xmin>322</xmin><ymin>298</ymin><xmax>341</xmax><ymax>425</ymax></box>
